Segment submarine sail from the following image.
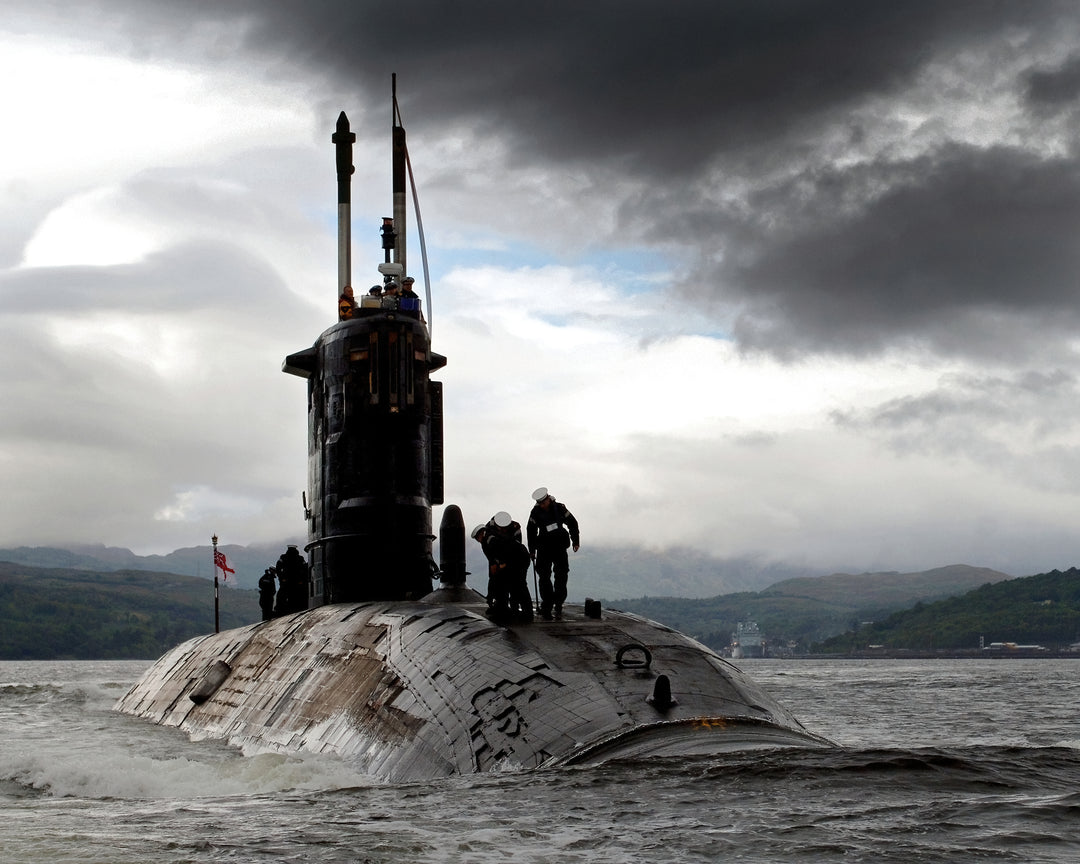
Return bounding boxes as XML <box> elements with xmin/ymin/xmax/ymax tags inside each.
<box><xmin>115</xmin><ymin>85</ymin><xmax>834</xmax><ymax>780</ymax></box>
<box><xmin>283</xmin><ymin>102</ymin><xmax>445</xmax><ymax>607</ymax></box>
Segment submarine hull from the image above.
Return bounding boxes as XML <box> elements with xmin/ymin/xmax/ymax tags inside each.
<box><xmin>116</xmin><ymin>592</ymin><xmax>832</xmax><ymax>781</ymax></box>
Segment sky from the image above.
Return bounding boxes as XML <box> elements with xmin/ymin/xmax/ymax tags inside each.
<box><xmin>3</xmin><ymin>1</ymin><xmax>1080</xmax><ymax>579</ymax></box>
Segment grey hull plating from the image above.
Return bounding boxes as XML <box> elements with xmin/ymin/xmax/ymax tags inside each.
<box><xmin>116</xmin><ymin>589</ymin><xmax>832</xmax><ymax>780</ymax></box>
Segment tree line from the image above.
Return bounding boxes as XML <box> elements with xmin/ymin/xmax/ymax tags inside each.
<box><xmin>0</xmin><ymin>562</ymin><xmax>262</xmax><ymax>659</ymax></box>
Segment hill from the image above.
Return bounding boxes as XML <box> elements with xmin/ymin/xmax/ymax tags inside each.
<box><xmin>0</xmin><ymin>561</ymin><xmax>263</xmax><ymax>659</ymax></box>
<box><xmin>0</xmin><ymin>542</ymin><xmax>825</xmax><ymax>599</ymax></box>
<box><xmin>0</xmin><ymin>554</ymin><xmax>1053</xmax><ymax>660</ymax></box>
<box><xmin>813</xmin><ymin>567</ymin><xmax>1080</xmax><ymax>653</ymax></box>
<box><xmin>0</xmin><ymin>543</ymin><xmax>297</xmax><ymax>592</ymax></box>
<box><xmin>608</xmin><ymin>565</ymin><xmax>1013</xmax><ymax>652</ymax></box>
<box><xmin>761</xmin><ymin>565</ymin><xmax>1010</xmax><ymax>607</ymax></box>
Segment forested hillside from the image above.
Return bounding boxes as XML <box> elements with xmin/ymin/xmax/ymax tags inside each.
<box><xmin>0</xmin><ymin>562</ymin><xmax>262</xmax><ymax>659</ymax></box>
<box><xmin>610</xmin><ymin>565</ymin><xmax>1010</xmax><ymax>651</ymax></box>
<box><xmin>4</xmin><ymin>557</ymin><xmax>1064</xmax><ymax>660</ymax></box>
<box><xmin>814</xmin><ymin>567</ymin><xmax>1080</xmax><ymax>653</ymax></box>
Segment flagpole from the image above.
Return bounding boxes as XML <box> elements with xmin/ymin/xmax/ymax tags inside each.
<box><xmin>212</xmin><ymin>533</ymin><xmax>220</xmax><ymax>634</ymax></box>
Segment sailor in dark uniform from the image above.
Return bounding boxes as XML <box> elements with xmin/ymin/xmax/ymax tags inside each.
<box><xmin>527</xmin><ymin>487</ymin><xmax>580</xmax><ymax>620</ymax></box>
<box><xmin>273</xmin><ymin>545</ymin><xmax>308</xmax><ymax>616</ymax></box>
<box><xmin>472</xmin><ymin>512</ymin><xmax>534</xmax><ymax>623</ymax></box>
<box><xmin>258</xmin><ymin>567</ymin><xmax>277</xmax><ymax>621</ymax></box>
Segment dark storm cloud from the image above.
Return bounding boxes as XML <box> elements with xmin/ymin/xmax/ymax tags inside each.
<box><xmin>88</xmin><ymin>0</ymin><xmax>1053</xmax><ymax>170</ymax></box>
<box><xmin>67</xmin><ymin>0</ymin><xmax>1080</xmax><ymax>361</ymax></box>
<box><xmin>1024</xmin><ymin>54</ymin><xmax>1080</xmax><ymax>110</ymax></box>
<box><xmin>706</xmin><ymin>146</ymin><xmax>1080</xmax><ymax>357</ymax></box>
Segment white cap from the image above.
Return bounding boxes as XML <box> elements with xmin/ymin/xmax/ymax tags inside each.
<box><xmin>493</xmin><ymin>511</ymin><xmax>512</xmax><ymax>527</ymax></box>
<box><xmin>531</xmin><ymin>487</ymin><xmax>549</xmax><ymax>502</ymax></box>
<box><xmin>470</xmin><ymin>524</ymin><xmax>485</xmax><ymax>539</ymax></box>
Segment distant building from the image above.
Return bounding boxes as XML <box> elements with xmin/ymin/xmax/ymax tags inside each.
<box><xmin>983</xmin><ymin>641</ymin><xmax>1049</xmax><ymax>655</ymax></box>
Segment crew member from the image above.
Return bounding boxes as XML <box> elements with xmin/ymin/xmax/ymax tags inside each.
<box><xmin>273</xmin><ymin>545</ymin><xmax>308</xmax><ymax>616</ymax></box>
<box><xmin>527</xmin><ymin>487</ymin><xmax>579</xmax><ymax>620</ymax></box>
<box><xmin>338</xmin><ymin>286</ymin><xmax>355</xmax><ymax>320</ymax></box>
<box><xmin>258</xmin><ymin>567</ymin><xmax>277</xmax><ymax>621</ymax></box>
<box><xmin>470</xmin><ymin>524</ymin><xmax>499</xmax><ymax>613</ymax></box>
<box><xmin>472</xmin><ymin>512</ymin><xmax>533</xmax><ymax>623</ymax></box>
<box><xmin>487</xmin><ymin>511</ymin><xmax>533</xmax><ymax>621</ymax></box>
<box><xmin>400</xmin><ymin>275</ymin><xmax>425</xmax><ymax>321</ymax></box>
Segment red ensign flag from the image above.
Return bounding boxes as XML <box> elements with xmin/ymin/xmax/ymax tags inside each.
<box><xmin>214</xmin><ymin>549</ymin><xmax>235</xmax><ymax>579</ymax></box>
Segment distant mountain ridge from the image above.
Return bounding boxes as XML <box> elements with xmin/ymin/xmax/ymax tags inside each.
<box><xmin>814</xmin><ymin>566</ymin><xmax>1080</xmax><ymax>653</ymax></box>
<box><xmin>0</xmin><ymin>543</ymin><xmax>1021</xmax><ymax>605</ymax></box>
<box><xmin>611</xmin><ymin>564</ymin><xmax>1014</xmax><ymax>651</ymax></box>
<box><xmin>0</xmin><ymin>547</ymin><xmax>1039</xmax><ymax>660</ymax></box>
<box><xmin>0</xmin><ymin>561</ymin><xmax>262</xmax><ymax>660</ymax></box>
<box><xmin>761</xmin><ymin>565</ymin><xmax>1012</xmax><ymax>607</ymax></box>
<box><xmin>0</xmin><ymin>543</ymin><xmax>301</xmax><ymax>592</ymax></box>
<box><xmin>0</xmin><ymin>542</ymin><xmax>829</xmax><ymax>599</ymax></box>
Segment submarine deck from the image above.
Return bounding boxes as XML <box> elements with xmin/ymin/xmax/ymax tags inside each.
<box><xmin>115</xmin><ymin>589</ymin><xmax>833</xmax><ymax>781</ymax></box>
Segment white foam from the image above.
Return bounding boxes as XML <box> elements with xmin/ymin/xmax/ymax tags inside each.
<box><xmin>2</xmin><ymin>743</ymin><xmax>380</xmax><ymax>800</ymax></box>
<box><xmin>1</xmin><ymin>672</ymin><xmax>380</xmax><ymax>800</ymax></box>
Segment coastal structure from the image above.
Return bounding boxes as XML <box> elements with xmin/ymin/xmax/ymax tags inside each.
<box><xmin>731</xmin><ymin>620</ymin><xmax>766</xmax><ymax>659</ymax></box>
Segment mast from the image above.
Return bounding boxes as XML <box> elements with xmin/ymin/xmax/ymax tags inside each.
<box><xmin>332</xmin><ymin>111</ymin><xmax>355</xmax><ymax>296</ymax></box>
<box><xmin>392</xmin><ymin>74</ymin><xmax>407</xmax><ymax>277</ymax></box>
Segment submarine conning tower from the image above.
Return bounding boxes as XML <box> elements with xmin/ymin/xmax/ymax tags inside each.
<box><xmin>282</xmin><ymin>97</ymin><xmax>447</xmax><ymax>606</ymax></box>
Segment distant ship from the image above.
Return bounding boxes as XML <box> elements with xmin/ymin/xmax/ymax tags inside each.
<box><xmin>731</xmin><ymin>620</ymin><xmax>766</xmax><ymax>659</ymax></box>
<box><xmin>115</xmin><ymin>80</ymin><xmax>834</xmax><ymax>780</ymax></box>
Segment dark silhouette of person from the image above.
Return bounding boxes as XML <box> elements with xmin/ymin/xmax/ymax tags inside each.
<box><xmin>258</xmin><ymin>567</ymin><xmax>277</xmax><ymax>621</ymax></box>
<box><xmin>472</xmin><ymin>512</ymin><xmax>533</xmax><ymax>623</ymax></box>
<box><xmin>527</xmin><ymin>487</ymin><xmax>579</xmax><ymax>620</ymax></box>
<box><xmin>273</xmin><ymin>545</ymin><xmax>308</xmax><ymax>616</ymax></box>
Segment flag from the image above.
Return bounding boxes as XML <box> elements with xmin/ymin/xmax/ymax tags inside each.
<box><xmin>214</xmin><ymin>549</ymin><xmax>235</xmax><ymax>580</ymax></box>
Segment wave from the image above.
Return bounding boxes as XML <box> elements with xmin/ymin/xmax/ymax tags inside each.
<box><xmin>0</xmin><ymin>745</ymin><xmax>384</xmax><ymax>801</ymax></box>
<box><xmin>1</xmin><ymin>672</ymin><xmax>383</xmax><ymax>801</ymax></box>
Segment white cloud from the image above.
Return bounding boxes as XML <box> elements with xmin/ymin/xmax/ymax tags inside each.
<box><xmin>23</xmin><ymin>186</ymin><xmax>163</xmax><ymax>267</ymax></box>
<box><xmin>4</xmin><ymin>4</ymin><xmax>1080</xmax><ymax>584</ymax></box>
<box><xmin>432</xmin><ymin>260</ymin><xmax>1069</xmax><ymax>572</ymax></box>
<box><xmin>0</xmin><ymin>33</ymin><xmax>314</xmax><ymax>187</ymax></box>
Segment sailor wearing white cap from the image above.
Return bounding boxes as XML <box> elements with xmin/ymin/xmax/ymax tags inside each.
<box><xmin>527</xmin><ymin>487</ymin><xmax>579</xmax><ymax>620</ymax></box>
<box><xmin>475</xmin><ymin>511</ymin><xmax>534</xmax><ymax>624</ymax></box>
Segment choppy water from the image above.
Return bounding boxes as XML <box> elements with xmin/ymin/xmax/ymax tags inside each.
<box><xmin>2</xmin><ymin>658</ymin><xmax>1078</xmax><ymax>863</ymax></box>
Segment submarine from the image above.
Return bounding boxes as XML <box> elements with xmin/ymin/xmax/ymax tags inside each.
<box><xmin>115</xmin><ymin>82</ymin><xmax>834</xmax><ymax>780</ymax></box>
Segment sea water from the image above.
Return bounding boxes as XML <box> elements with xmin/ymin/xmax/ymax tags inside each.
<box><xmin>2</xmin><ymin>658</ymin><xmax>1078</xmax><ymax>863</ymax></box>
